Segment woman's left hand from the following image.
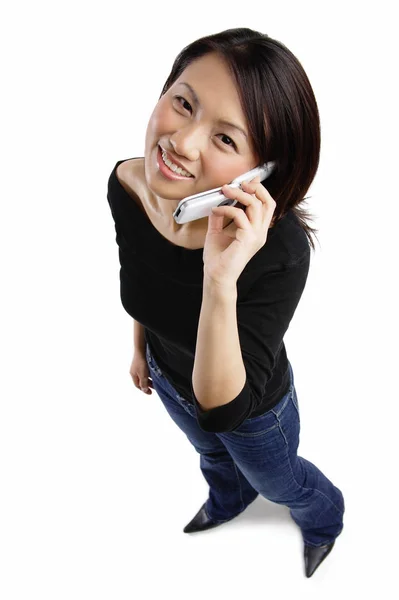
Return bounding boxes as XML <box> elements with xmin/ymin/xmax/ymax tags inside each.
<box><xmin>203</xmin><ymin>176</ymin><xmax>277</xmax><ymax>289</ymax></box>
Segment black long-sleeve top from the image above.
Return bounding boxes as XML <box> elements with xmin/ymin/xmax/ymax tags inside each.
<box><xmin>107</xmin><ymin>158</ymin><xmax>311</xmax><ymax>433</ymax></box>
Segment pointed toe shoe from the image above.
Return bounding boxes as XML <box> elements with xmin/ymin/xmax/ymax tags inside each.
<box><xmin>183</xmin><ymin>503</ymin><xmax>224</xmax><ymax>534</ymax></box>
<box><xmin>304</xmin><ymin>541</ymin><xmax>335</xmax><ymax>577</ymax></box>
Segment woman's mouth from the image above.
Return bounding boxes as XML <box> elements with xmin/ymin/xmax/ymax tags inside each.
<box><xmin>157</xmin><ymin>145</ymin><xmax>194</xmax><ymax>180</ymax></box>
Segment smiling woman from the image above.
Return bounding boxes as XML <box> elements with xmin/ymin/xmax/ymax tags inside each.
<box><xmin>107</xmin><ymin>27</ymin><xmax>344</xmax><ymax>580</ymax></box>
<box><xmin>154</xmin><ymin>28</ymin><xmax>321</xmax><ymax>252</ymax></box>
<box><xmin>142</xmin><ymin>51</ymin><xmax>261</xmax><ymax>238</ymax></box>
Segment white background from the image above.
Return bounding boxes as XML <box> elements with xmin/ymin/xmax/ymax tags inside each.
<box><xmin>1</xmin><ymin>0</ymin><xmax>398</xmax><ymax>598</ymax></box>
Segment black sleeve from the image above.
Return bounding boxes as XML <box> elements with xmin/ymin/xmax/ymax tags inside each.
<box><xmin>190</xmin><ymin>252</ymin><xmax>310</xmax><ymax>433</ymax></box>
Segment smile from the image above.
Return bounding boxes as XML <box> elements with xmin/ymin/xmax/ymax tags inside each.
<box><xmin>159</xmin><ymin>146</ymin><xmax>194</xmax><ymax>178</ymax></box>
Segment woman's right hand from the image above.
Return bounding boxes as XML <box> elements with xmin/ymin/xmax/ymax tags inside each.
<box><xmin>129</xmin><ymin>351</ymin><xmax>154</xmax><ymax>395</ymax></box>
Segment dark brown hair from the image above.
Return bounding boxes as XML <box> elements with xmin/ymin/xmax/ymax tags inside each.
<box><xmin>159</xmin><ymin>27</ymin><xmax>320</xmax><ymax>252</ymax></box>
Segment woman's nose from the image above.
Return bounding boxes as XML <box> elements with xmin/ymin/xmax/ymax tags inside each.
<box><xmin>169</xmin><ymin>128</ymin><xmax>203</xmax><ymax>161</ymax></box>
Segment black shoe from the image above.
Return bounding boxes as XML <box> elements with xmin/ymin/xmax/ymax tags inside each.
<box><xmin>183</xmin><ymin>503</ymin><xmax>226</xmax><ymax>534</ymax></box>
<box><xmin>304</xmin><ymin>541</ymin><xmax>335</xmax><ymax>577</ymax></box>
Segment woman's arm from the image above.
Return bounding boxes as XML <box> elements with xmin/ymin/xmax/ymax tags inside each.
<box><xmin>192</xmin><ymin>277</ymin><xmax>246</xmax><ymax>410</ymax></box>
<box><xmin>133</xmin><ymin>319</ymin><xmax>146</xmax><ymax>356</ymax></box>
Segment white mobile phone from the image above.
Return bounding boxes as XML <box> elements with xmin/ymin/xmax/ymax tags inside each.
<box><xmin>172</xmin><ymin>161</ymin><xmax>276</xmax><ymax>224</ymax></box>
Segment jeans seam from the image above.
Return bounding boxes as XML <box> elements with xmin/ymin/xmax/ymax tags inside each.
<box><xmin>274</xmin><ymin>410</ymin><xmax>288</xmax><ymax>445</ymax></box>
<box><xmin>232</xmin><ymin>461</ymin><xmax>245</xmax><ymax>512</ymax></box>
<box><xmin>275</xmin><ymin>412</ymin><xmax>344</xmax><ymax>518</ymax></box>
<box><xmin>291</xmin><ymin>397</ymin><xmax>300</xmax><ymax>418</ymax></box>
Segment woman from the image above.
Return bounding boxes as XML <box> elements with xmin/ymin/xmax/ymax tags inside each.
<box><xmin>107</xmin><ymin>27</ymin><xmax>345</xmax><ymax>578</ymax></box>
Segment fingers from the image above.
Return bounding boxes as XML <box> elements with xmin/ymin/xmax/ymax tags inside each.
<box><xmin>131</xmin><ymin>372</ymin><xmax>153</xmax><ymax>393</ymax></box>
<box><xmin>211</xmin><ymin>204</ymin><xmax>251</xmax><ymax>229</ymax></box>
<box><xmin>141</xmin><ymin>377</ymin><xmax>152</xmax><ymax>392</ymax></box>
<box><xmin>214</xmin><ymin>178</ymin><xmax>276</xmax><ymax>231</ymax></box>
<box><xmin>222</xmin><ymin>183</ymin><xmax>262</xmax><ymax>206</ymax></box>
<box><xmin>241</xmin><ymin>179</ymin><xmax>258</xmax><ymax>194</ymax></box>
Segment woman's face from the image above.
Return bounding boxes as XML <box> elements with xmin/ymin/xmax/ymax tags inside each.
<box><xmin>144</xmin><ymin>52</ymin><xmax>259</xmax><ymax>214</ymax></box>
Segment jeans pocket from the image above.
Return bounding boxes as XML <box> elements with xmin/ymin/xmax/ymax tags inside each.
<box><xmin>227</xmin><ymin>385</ymin><xmax>293</xmax><ymax>438</ymax></box>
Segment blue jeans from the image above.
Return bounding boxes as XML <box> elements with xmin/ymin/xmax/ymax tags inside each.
<box><xmin>146</xmin><ymin>342</ymin><xmax>345</xmax><ymax>547</ymax></box>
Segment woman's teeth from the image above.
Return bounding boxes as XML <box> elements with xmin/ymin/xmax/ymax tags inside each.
<box><xmin>161</xmin><ymin>148</ymin><xmax>193</xmax><ymax>177</ymax></box>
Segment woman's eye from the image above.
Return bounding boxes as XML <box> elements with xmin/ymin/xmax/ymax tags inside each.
<box><xmin>175</xmin><ymin>95</ymin><xmax>192</xmax><ymax>112</ymax></box>
<box><xmin>174</xmin><ymin>96</ymin><xmax>237</xmax><ymax>150</ymax></box>
<box><xmin>217</xmin><ymin>134</ymin><xmax>236</xmax><ymax>149</ymax></box>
